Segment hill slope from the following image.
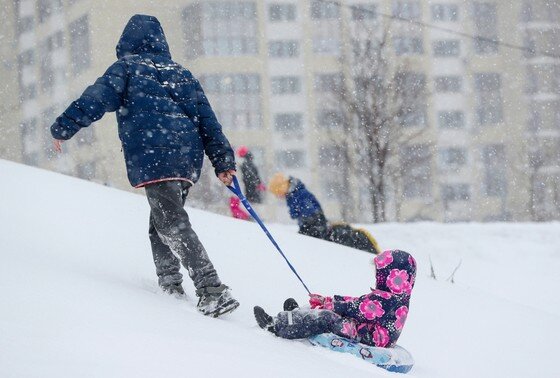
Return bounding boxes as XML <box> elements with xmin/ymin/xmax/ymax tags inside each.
<box><xmin>1</xmin><ymin>160</ymin><xmax>559</xmax><ymax>378</ymax></box>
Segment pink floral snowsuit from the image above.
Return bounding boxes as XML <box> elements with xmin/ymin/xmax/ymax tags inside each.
<box><xmin>274</xmin><ymin>250</ymin><xmax>416</xmax><ymax>348</ymax></box>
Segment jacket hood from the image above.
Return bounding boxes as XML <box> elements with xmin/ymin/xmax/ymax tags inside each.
<box><xmin>288</xmin><ymin>177</ymin><xmax>304</xmax><ymax>194</ymax></box>
<box><xmin>116</xmin><ymin>14</ymin><xmax>171</xmax><ymax>59</ymax></box>
<box><xmin>373</xmin><ymin>250</ymin><xmax>416</xmax><ymax>296</ymax></box>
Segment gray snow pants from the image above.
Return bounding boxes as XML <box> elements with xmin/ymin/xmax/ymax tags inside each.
<box><xmin>274</xmin><ymin>309</ymin><xmax>344</xmax><ymax>339</ymax></box>
<box><xmin>145</xmin><ymin>180</ymin><xmax>221</xmax><ymax>290</ymax></box>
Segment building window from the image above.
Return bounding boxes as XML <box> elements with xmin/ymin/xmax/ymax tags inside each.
<box><xmin>527</xmin><ymin>100</ymin><xmax>560</xmax><ymax>132</ymax></box>
<box><xmin>521</xmin><ymin>1</ymin><xmax>560</xmax><ymax>23</ymax></box>
<box><xmin>311</xmin><ymin>0</ymin><xmax>339</xmax><ymax>19</ymax></box>
<box><xmin>472</xmin><ymin>2</ymin><xmax>499</xmax><ymax>54</ymax></box>
<box><xmin>393</xmin><ymin>36</ymin><xmax>424</xmax><ymax>55</ymax></box>
<box><xmin>314</xmin><ymin>73</ymin><xmax>343</xmax><ymax>92</ymax></box>
<box><xmin>316</xmin><ymin>110</ymin><xmax>343</xmax><ymax>128</ymax></box>
<box><xmin>39</xmin><ymin>44</ymin><xmax>54</xmax><ymax>94</ymax></box>
<box><xmin>318</xmin><ymin>145</ymin><xmax>346</xmax><ymax>199</ymax></box>
<box><xmin>312</xmin><ymin>36</ymin><xmax>341</xmax><ymax>55</ymax></box>
<box><xmin>184</xmin><ymin>2</ymin><xmax>258</xmax><ymax>58</ymax></box>
<box><xmin>275</xmin><ymin>149</ymin><xmax>305</xmax><ymax>169</ymax></box>
<box><xmin>434</xmin><ymin>76</ymin><xmax>462</xmax><ymax>92</ymax></box>
<box><xmin>525</xmin><ymin>64</ymin><xmax>560</xmax><ymax>94</ymax></box>
<box><xmin>18</xmin><ymin>49</ymin><xmax>35</xmax><ymax>67</ymax></box>
<box><xmin>397</xmin><ymin>72</ymin><xmax>427</xmax><ymax>127</ymax></box>
<box><xmin>438</xmin><ymin>111</ymin><xmax>465</xmax><ymax>128</ymax></box>
<box><xmin>439</xmin><ymin>147</ymin><xmax>467</xmax><ymax>170</ymax></box>
<box><xmin>401</xmin><ymin>144</ymin><xmax>432</xmax><ymax>199</ymax></box>
<box><xmin>69</xmin><ymin>15</ymin><xmax>91</xmax><ymax>75</ymax></box>
<box><xmin>268</xmin><ymin>40</ymin><xmax>299</xmax><ymax>58</ymax></box>
<box><xmin>474</xmin><ymin>73</ymin><xmax>503</xmax><ymax>125</ymax></box>
<box><xmin>38</xmin><ymin>0</ymin><xmax>62</xmax><ymax>23</ymax></box>
<box><xmin>271</xmin><ymin>76</ymin><xmax>301</xmax><ymax>95</ymax></box>
<box><xmin>392</xmin><ymin>1</ymin><xmax>421</xmax><ymax>20</ymax></box>
<box><xmin>314</xmin><ymin>74</ymin><xmax>343</xmax><ymax>128</ymax></box>
<box><xmin>482</xmin><ymin>144</ymin><xmax>507</xmax><ymax>197</ymax></box>
<box><xmin>351</xmin><ymin>4</ymin><xmax>377</xmax><ymax>20</ymax></box>
<box><xmin>17</xmin><ymin>16</ymin><xmax>34</xmax><ymax>35</ymax></box>
<box><xmin>431</xmin><ymin>4</ymin><xmax>459</xmax><ymax>21</ymax></box>
<box><xmin>319</xmin><ymin>145</ymin><xmax>344</xmax><ymax>167</ymax></box>
<box><xmin>201</xmin><ymin>73</ymin><xmax>262</xmax><ymax>129</ymax></box>
<box><xmin>269</xmin><ymin>3</ymin><xmax>296</xmax><ymax>21</ymax></box>
<box><xmin>311</xmin><ymin>1</ymin><xmax>340</xmax><ymax>55</ymax></box>
<box><xmin>433</xmin><ymin>40</ymin><xmax>460</xmax><ymax>57</ymax></box>
<box><xmin>21</xmin><ymin>84</ymin><xmax>37</xmax><ymax>101</ymax></box>
<box><xmin>274</xmin><ymin>113</ymin><xmax>303</xmax><ymax>138</ymax></box>
<box><xmin>21</xmin><ymin>118</ymin><xmax>40</xmax><ymax>166</ymax></box>
<box><xmin>442</xmin><ymin>184</ymin><xmax>470</xmax><ymax>202</ymax></box>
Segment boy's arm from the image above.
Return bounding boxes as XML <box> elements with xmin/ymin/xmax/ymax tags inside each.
<box><xmin>194</xmin><ymin>80</ymin><xmax>235</xmax><ymax>175</ymax></box>
<box><xmin>51</xmin><ymin>61</ymin><xmax>127</xmax><ymax>141</ymax></box>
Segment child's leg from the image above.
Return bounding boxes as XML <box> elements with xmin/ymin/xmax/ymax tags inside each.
<box><xmin>299</xmin><ymin>212</ymin><xmax>329</xmax><ymax>239</ymax></box>
<box><xmin>145</xmin><ymin>181</ymin><xmax>221</xmax><ymax>290</ymax></box>
<box><xmin>274</xmin><ymin>309</ymin><xmax>343</xmax><ymax>339</ymax></box>
<box><xmin>149</xmin><ymin>212</ymin><xmax>183</xmax><ymax>289</ymax></box>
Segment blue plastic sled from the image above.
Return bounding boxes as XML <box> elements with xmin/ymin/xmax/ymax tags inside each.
<box><xmin>308</xmin><ymin>333</ymin><xmax>414</xmax><ymax>374</ymax></box>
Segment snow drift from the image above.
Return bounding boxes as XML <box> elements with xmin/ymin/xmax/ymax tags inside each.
<box><xmin>1</xmin><ymin>159</ymin><xmax>559</xmax><ymax>378</ymax></box>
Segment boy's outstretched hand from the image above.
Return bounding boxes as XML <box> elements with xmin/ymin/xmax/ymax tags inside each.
<box><xmin>218</xmin><ymin>169</ymin><xmax>236</xmax><ymax>186</ymax></box>
<box><xmin>53</xmin><ymin>139</ymin><xmax>64</xmax><ymax>153</ymax></box>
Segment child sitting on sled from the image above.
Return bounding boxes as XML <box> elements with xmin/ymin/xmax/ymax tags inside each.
<box><xmin>268</xmin><ymin>173</ymin><xmax>380</xmax><ymax>254</ymax></box>
<box><xmin>254</xmin><ymin>250</ymin><xmax>416</xmax><ymax>348</ymax></box>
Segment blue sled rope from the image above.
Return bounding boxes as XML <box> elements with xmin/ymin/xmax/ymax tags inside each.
<box><xmin>228</xmin><ymin>176</ymin><xmax>311</xmax><ymax>294</ymax></box>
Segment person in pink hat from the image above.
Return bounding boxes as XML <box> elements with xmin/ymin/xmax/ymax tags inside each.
<box><xmin>236</xmin><ymin>146</ymin><xmax>266</xmax><ymax>203</ymax></box>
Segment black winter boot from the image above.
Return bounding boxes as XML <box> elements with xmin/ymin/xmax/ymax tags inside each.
<box><xmin>254</xmin><ymin>306</ymin><xmax>277</xmax><ymax>335</ymax></box>
<box><xmin>196</xmin><ymin>284</ymin><xmax>240</xmax><ymax>317</ymax></box>
<box><xmin>283</xmin><ymin>298</ymin><xmax>299</xmax><ymax>311</ymax></box>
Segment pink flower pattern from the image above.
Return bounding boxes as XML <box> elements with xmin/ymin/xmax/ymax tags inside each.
<box><xmin>372</xmin><ymin>325</ymin><xmax>390</xmax><ymax>347</ymax></box>
<box><xmin>395</xmin><ymin>306</ymin><xmax>409</xmax><ymax>330</ymax></box>
<box><xmin>386</xmin><ymin>269</ymin><xmax>412</xmax><ymax>295</ymax></box>
<box><xmin>372</xmin><ymin>289</ymin><xmax>392</xmax><ymax>299</ymax></box>
<box><xmin>408</xmin><ymin>255</ymin><xmax>416</xmax><ymax>268</ymax></box>
<box><xmin>341</xmin><ymin>320</ymin><xmax>358</xmax><ymax>339</ymax></box>
<box><xmin>359</xmin><ymin>299</ymin><xmax>385</xmax><ymax>320</ymax></box>
<box><xmin>374</xmin><ymin>250</ymin><xmax>394</xmax><ymax>269</ymax></box>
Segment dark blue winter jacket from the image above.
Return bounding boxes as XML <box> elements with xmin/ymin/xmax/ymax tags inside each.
<box><xmin>286</xmin><ymin>178</ymin><xmax>324</xmax><ymax>223</ymax></box>
<box><xmin>51</xmin><ymin>14</ymin><xmax>235</xmax><ymax>187</ymax></box>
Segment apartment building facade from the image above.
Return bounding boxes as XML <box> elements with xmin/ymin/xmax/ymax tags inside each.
<box><xmin>1</xmin><ymin>0</ymin><xmax>559</xmax><ymax>222</ymax></box>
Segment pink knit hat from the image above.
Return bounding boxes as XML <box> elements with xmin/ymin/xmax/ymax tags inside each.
<box><xmin>236</xmin><ymin>145</ymin><xmax>249</xmax><ymax>157</ymax></box>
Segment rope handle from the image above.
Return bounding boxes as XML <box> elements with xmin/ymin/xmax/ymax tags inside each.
<box><xmin>227</xmin><ymin>176</ymin><xmax>311</xmax><ymax>294</ymax></box>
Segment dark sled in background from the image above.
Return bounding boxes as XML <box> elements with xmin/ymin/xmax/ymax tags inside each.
<box><xmin>309</xmin><ymin>333</ymin><xmax>414</xmax><ymax>373</ymax></box>
<box><xmin>327</xmin><ymin>224</ymin><xmax>381</xmax><ymax>254</ymax></box>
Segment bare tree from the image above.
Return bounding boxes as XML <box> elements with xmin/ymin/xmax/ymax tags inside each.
<box><xmin>321</xmin><ymin>19</ymin><xmax>429</xmax><ymax>222</ymax></box>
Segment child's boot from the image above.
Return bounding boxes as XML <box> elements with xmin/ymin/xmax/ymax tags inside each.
<box><xmin>254</xmin><ymin>306</ymin><xmax>277</xmax><ymax>335</ymax></box>
<box><xmin>283</xmin><ymin>298</ymin><xmax>299</xmax><ymax>311</ymax></box>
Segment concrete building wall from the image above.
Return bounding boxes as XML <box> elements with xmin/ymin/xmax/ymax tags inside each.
<box><xmin>0</xmin><ymin>0</ymin><xmax>23</xmax><ymax>162</ymax></box>
<box><xmin>3</xmin><ymin>0</ymin><xmax>558</xmax><ymax>222</ymax></box>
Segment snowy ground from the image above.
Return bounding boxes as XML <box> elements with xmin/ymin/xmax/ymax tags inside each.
<box><xmin>1</xmin><ymin>159</ymin><xmax>559</xmax><ymax>378</ymax></box>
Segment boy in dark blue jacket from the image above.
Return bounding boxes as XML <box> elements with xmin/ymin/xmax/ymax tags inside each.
<box><xmin>50</xmin><ymin>15</ymin><xmax>238</xmax><ymax>317</ymax></box>
<box><xmin>269</xmin><ymin>173</ymin><xmax>328</xmax><ymax>239</ymax></box>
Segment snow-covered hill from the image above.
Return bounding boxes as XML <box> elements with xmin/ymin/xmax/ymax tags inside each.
<box><xmin>1</xmin><ymin>159</ymin><xmax>559</xmax><ymax>378</ymax></box>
